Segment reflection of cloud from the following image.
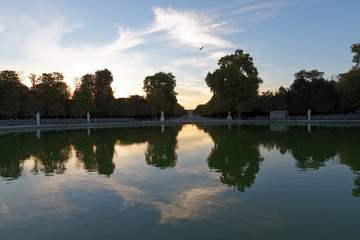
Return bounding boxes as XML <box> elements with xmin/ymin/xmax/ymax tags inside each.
<box><xmin>155</xmin><ymin>186</ymin><xmax>226</xmax><ymax>224</ymax></box>
<box><xmin>99</xmin><ymin>177</ymin><xmax>228</xmax><ymax>224</ymax></box>
<box><xmin>1</xmin><ymin>203</ymin><xmax>9</xmax><ymax>213</ymax></box>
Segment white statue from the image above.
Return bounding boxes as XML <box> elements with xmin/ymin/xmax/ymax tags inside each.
<box><xmin>307</xmin><ymin>109</ymin><xmax>311</xmax><ymax>121</ymax></box>
<box><xmin>87</xmin><ymin>112</ymin><xmax>90</xmax><ymax>123</ymax></box>
<box><xmin>36</xmin><ymin>112</ymin><xmax>40</xmax><ymax>125</ymax></box>
<box><xmin>160</xmin><ymin>111</ymin><xmax>165</xmax><ymax>122</ymax></box>
<box><xmin>227</xmin><ymin>110</ymin><xmax>232</xmax><ymax>120</ymax></box>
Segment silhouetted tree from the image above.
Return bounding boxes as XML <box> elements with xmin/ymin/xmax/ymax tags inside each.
<box><xmin>143</xmin><ymin>72</ymin><xmax>179</xmax><ymax>117</ymax></box>
<box><xmin>93</xmin><ymin>69</ymin><xmax>115</xmax><ymax>117</ymax></box>
<box><xmin>205</xmin><ymin>49</ymin><xmax>262</xmax><ymax>117</ymax></box>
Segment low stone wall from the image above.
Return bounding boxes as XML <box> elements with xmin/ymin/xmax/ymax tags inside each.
<box><xmin>0</xmin><ymin>118</ymin><xmax>134</xmax><ymax>126</ymax></box>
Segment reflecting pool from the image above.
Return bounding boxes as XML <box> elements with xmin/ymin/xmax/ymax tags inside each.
<box><xmin>1</xmin><ymin>124</ymin><xmax>360</xmax><ymax>239</ymax></box>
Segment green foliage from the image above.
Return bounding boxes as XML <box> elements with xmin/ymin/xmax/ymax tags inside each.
<box><xmin>143</xmin><ymin>72</ymin><xmax>179</xmax><ymax>116</ymax></box>
<box><xmin>23</xmin><ymin>93</ymin><xmax>42</xmax><ymax>118</ymax></box>
<box><xmin>146</xmin><ymin>88</ymin><xmax>170</xmax><ymax>118</ymax></box>
<box><xmin>351</xmin><ymin>43</ymin><xmax>360</xmax><ymax>67</ymax></box>
<box><xmin>93</xmin><ymin>69</ymin><xmax>115</xmax><ymax>117</ymax></box>
<box><xmin>36</xmin><ymin>72</ymin><xmax>69</xmax><ymax>117</ymax></box>
<box><xmin>204</xmin><ymin>49</ymin><xmax>262</xmax><ymax>116</ymax></box>
<box><xmin>73</xmin><ymin>73</ymin><xmax>96</xmax><ymax>116</ymax></box>
<box><xmin>194</xmin><ymin>104</ymin><xmax>205</xmax><ymax>116</ymax></box>
<box><xmin>0</xmin><ymin>70</ymin><xmax>23</xmax><ymax>118</ymax></box>
<box><xmin>337</xmin><ymin>67</ymin><xmax>360</xmax><ymax>112</ymax></box>
<box><xmin>115</xmin><ymin>98</ymin><xmax>136</xmax><ymax>117</ymax></box>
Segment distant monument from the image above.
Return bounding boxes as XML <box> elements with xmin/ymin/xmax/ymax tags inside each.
<box><xmin>87</xmin><ymin>112</ymin><xmax>90</xmax><ymax>123</ymax></box>
<box><xmin>36</xmin><ymin>112</ymin><xmax>40</xmax><ymax>125</ymax></box>
<box><xmin>160</xmin><ymin>111</ymin><xmax>165</xmax><ymax>122</ymax></box>
<box><xmin>307</xmin><ymin>109</ymin><xmax>311</xmax><ymax>121</ymax></box>
<box><xmin>227</xmin><ymin>110</ymin><xmax>232</xmax><ymax>120</ymax></box>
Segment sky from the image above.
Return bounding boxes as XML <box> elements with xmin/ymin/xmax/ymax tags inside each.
<box><xmin>0</xmin><ymin>0</ymin><xmax>359</xmax><ymax>109</ymax></box>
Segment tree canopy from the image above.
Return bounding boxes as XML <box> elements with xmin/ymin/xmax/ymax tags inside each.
<box><xmin>143</xmin><ymin>72</ymin><xmax>179</xmax><ymax>117</ymax></box>
<box><xmin>204</xmin><ymin>49</ymin><xmax>262</xmax><ymax>117</ymax></box>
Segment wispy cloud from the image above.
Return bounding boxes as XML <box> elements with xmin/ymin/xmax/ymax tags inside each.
<box><xmin>149</xmin><ymin>7</ymin><xmax>232</xmax><ymax>49</ymax></box>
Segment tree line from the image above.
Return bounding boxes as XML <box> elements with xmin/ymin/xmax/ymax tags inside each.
<box><xmin>195</xmin><ymin>43</ymin><xmax>360</xmax><ymax>117</ymax></box>
<box><xmin>0</xmin><ymin>69</ymin><xmax>186</xmax><ymax>119</ymax></box>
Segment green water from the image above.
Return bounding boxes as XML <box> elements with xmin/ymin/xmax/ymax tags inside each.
<box><xmin>0</xmin><ymin>124</ymin><xmax>359</xmax><ymax>239</ymax></box>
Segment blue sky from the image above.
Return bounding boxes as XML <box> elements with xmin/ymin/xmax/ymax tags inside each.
<box><xmin>0</xmin><ymin>0</ymin><xmax>359</xmax><ymax>108</ymax></box>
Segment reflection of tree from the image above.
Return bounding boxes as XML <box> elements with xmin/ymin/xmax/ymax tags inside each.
<box><xmin>70</xmin><ymin>129</ymin><xmax>116</xmax><ymax>177</ymax></box>
<box><xmin>335</xmin><ymin>128</ymin><xmax>360</xmax><ymax>198</ymax></box>
<box><xmin>33</xmin><ymin>131</ymin><xmax>71</xmax><ymax>176</ymax></box>
<box><xmin>206</xmin><ymin>126</ymin><xmax>264</xmax><ymax>192</ymax></box>
<box><xmin>145</xmin><ymin>126</ymin><xmax>182</xmax><ymax>169</ymax></box>
<box><xmin>261</xmin><ymin>127</ymin><xmax>338</xmax><ymax>170</ymax></box>
<box><xmin>0</xmin><ymin>131</ymin><xmax>71</xmax><ymax>179</ymax></box>
<box><xmin>0</xmin><ymin>134</ymin><xmax>28</xmax><ymax>180</ymax></box>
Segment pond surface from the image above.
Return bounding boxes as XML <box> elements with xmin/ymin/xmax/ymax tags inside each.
<box><xmin>0</xmin><ymin>124</ymin><xmax>360</xmax><ymax>239</ymax></box>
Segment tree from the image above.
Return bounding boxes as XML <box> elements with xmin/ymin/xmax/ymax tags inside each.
<box><xmin>336</xmin><ymin>44</ymin><xmax>360</xmax><ymax>113</ymax></box>
<box><xmin>93</xmin><ymin>69</ymin><xmax>115</xmax><ymax>117</ymax></box>
<box><xmin>337</xmin><ymin>67</ymin><xmax>360</xmax><ymax>112</ymax></box>
<box><xmin>351</xmin><ymin>43</ymin><xmax>360</xmax><ymax>67</ymax></box>
<box><xmin>115</xmin><ymin>98</ymin><xmax>135</xmax><ymax>117</ymax></box>
<box><xmin>146</xmin><ymin>88</ymin><xmax>170</xmax><ymax>119</ymax></box>
<box><xmin>72</xmin><ymin>73</ymin><xmax>95</xmax><ymax>116</ymax></box>
<box><xmin>36</xmin><ymin>72</ymin><xmax>70</xmax><ymax>118</ymax></box>
<box><xmin>287</xmin><ymin>70</ymin><xmax>313</xmax><ymax>115</ymax></box>
<box><xmin>0</xmin><ymin>70</ymin><xmax>23</xmax><ymax>118</ymax></box>
<box><xmin>143</xmin><ymin>72</ymin><xmax>178</xmax><ymax>116</ymax></box>
<box><xmin>205</xmin><ymin>49</ymin><xmax>262</xmax><ymax>117</ymax></box>
<box><xmin>309</xmin><ymin>78</ymin><xmax>339</xmax><ymax>114</ymax></box>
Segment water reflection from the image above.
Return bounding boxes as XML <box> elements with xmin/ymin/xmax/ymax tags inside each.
<box><xmin>0</xmin><ymin>125</ymin><xmax>359</xmax><ymax>198</ymax></box>
<box><xmin>205</xmin><ymin>125</ymin><xmax>264</xmax><ymax>192</ymax></box>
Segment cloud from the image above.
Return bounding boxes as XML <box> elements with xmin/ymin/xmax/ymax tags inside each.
<box><xmin>235</xmin><ymin>2</ymin><xmax>275</xmax><ymax>14</ymax></box>
<box><xmin>149</xmin><ymin>7</ymin><xmax>232</xmax><ymax>49</ymax></box>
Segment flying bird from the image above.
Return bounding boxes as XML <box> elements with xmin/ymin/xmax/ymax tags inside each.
<box><xmin>199</xmin><ymin>46</ymin><xmax>203</xmax><ymax>50</ymax></box>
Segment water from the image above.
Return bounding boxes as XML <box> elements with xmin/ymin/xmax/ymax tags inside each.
<box><xmin>0</xmin><ymin>124</ymin><xmax>359</xmax><ymax>239</ymax></box>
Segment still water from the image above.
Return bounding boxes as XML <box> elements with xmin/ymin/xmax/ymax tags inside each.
<box><xmin>0</xmin><ymin>124</ymin><xmax>359</xmax><ymax>239</ymax></box>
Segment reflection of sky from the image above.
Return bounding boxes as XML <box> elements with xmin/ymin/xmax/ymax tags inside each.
<box><xmin>0</xmin><ymin>125</ymin><xmax>228</xmax><ymax>225</ymax></box>
<box><xmin>1</xmin><ymin>125</ymin><xmax>360</xmax><ymax>239</ymax></box>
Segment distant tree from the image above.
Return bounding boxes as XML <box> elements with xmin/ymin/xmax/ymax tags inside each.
<box><xmin>93</xmin><ymin>69</ymin><xmax>115</xmax><ymax>117</ymax></box>
<box><xmin>273</xmin><ymin>86</ymin><xmax>288</xmax><ymax>110</ymax></box>
<box><xmin>0</xmin><ymin>70</ymin><xmax>23</xmax><ymax>118</ymax></box>
<box><xmin>115</xmin><ymin>98</ymin><xmax>135</xmax><ymax>117</ymax></box>
<box><xmin>143</xmin><ymin>72</ymin><xmax>178</xmax><ymax>116</ymax></box>
<box><xmin>194</xmin><ymin>104</ymin><xmax>205</xmax><ymax>116</ymax></box>
<box><xmin>309</xmin><ymin>78</ymin><xmax>339</xmax><ymax>114</ymax></box>
<box><xmin>337</xmin><ymin>67</ymin><xmax>360</xmax><ymax>112</ymax></box>
<box><xmin>336</xmin><ymin>44</ymin><xmax>360</xmax><ymax>113</ymax></box>
<box><xmin>128</xmin><ymin>95</ymin><xmax>148</xmax><ymax>118</ymax></box>
<box><xmin>36</xmin><ymin>72</ymin><xmax>70</xmax><ymax>118</ymax></box>
<box><xmin>205</xmin><ymin>49</ymin><xmax>262</xmax><ymax>117</ymax></box>
<box><xmin>351</xmin><ymin>43</ymin><xmax>360</xmax><ymax>67</ymax></box>
<box><xmin>23</xmin><ymin>93</ymin><xmax>42</xmax><ymax>118</ymax></box>
<box><xmin>73</xmin><ymin>73</ymin><xmax>96</xmax><ymax>116</ymax></box>
<box><xmin>146</xmin><ymin>88</ymin><xmax>170</xmax><ymax>119</ymax></box>
<box><xmin>287</xmin><ymin>70</ymin><xmax>313</xmax><ymax>115</ymax></box>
